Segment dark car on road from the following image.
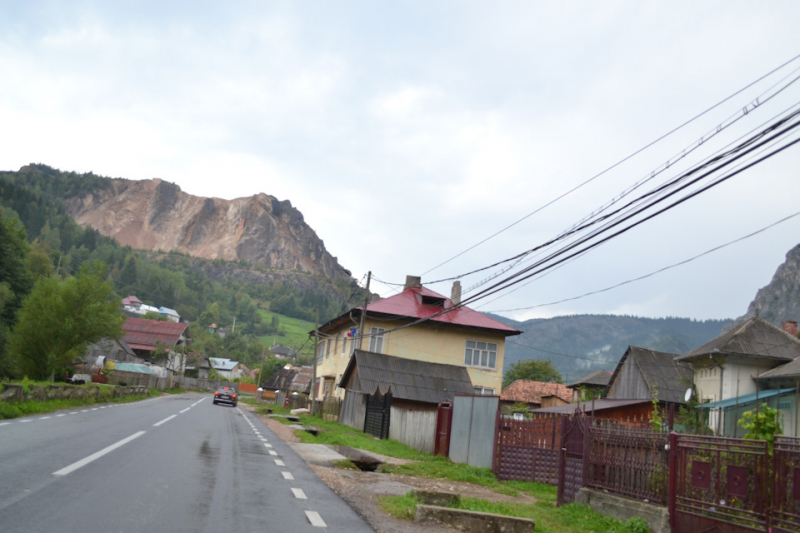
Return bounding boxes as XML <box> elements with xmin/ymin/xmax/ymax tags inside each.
<box><xmin>213</xmin><ymin>386</ymin><xmax>238</xmax><ymax>407</ymax></box>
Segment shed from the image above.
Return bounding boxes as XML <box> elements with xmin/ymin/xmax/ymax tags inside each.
<box><xmin>338</xmin><ymin>350</ymin><xmax>475</xmax><ymax>453</ymax></box>
<box><xmin>606</xmin><ymin>346</ymin><xmax>692</xmax><ymax>404</ymax></box>
<box><xmin>567</xmin><ymin>370</ymin><xmax>612</xmax><ymax>401</ymax></box>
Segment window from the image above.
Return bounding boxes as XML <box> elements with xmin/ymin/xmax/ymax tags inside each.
<box><xmin>316</xmin><ymin>342</ymin><xmax>324</xmax><ymax>364</ymax></box>
<box><xmin>474</xmin><ymin>386</ymin><xmax>495</xmax><ymax>395</ymax></box>
<box><xmin>341</xmin><ymin>335</ymin><xmax>348</xmax><ymax>356</ymax></box>
<box><xmin>326</xmin><ymin>338</ymin><xmax>332</xmax><ymax>358</ymax></box>
<box><xmin>464</xmin><ymin>340</ymin><xmax>497</xmax><ymax>369</ymax></box>
<box><xmin>369</xmin><ymin>327</ymin><xmax>385</xmax><ymax>353</ymax></box>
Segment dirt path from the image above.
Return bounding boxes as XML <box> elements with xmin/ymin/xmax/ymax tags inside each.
<box><xmin>245</xmin><ymin>405</ymin><xmax>537</xmax><ymax>533</ymax></box>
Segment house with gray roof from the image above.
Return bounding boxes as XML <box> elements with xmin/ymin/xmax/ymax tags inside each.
<box><xmin>338</xmin><ymin>350</ymin><xmax>475</xmax><ymax>453</ymax></box>
<box><xmin>676</xmin><ymin>317</ymin><xmax>800</xmax><ymax>436</ymax></box>
<box><xmin>567</xmin><ymin>369</ymin><xmax>612</xmax><ymax>401</ymax></box>
<box><xmin>606</xmin><ymin>346</ymin><xmax>692</xmax><ymax>405</ymax></box>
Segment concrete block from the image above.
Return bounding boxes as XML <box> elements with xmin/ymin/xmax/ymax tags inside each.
<box><xmin>415</xmin><ymin>504</ymin><xmax>535</xmax><ymax>533</ymax></box>
<box><xmin>575</xmin><ymin>488</ymin><xmax>668</xmax><ymax>533</ymax></box>
<box><xmin>411</xmin><ymin>490</ymin><xmax>461</xmax><ymax>507</ymax></box>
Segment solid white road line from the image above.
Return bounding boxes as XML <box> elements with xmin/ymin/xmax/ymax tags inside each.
<box><xmin>305</xmin><ymin>511</ymin><xmax>327</xmax><ymax>527</ymax></box>
<box><xmin>269</xmin><ymin>451</ymin><xmax>278</xmax><ymax>456</ymax></box>
<box><xmin>53</xmin><ymin>431</ymin><xmax>146</xmax><ymax>476</ymax></box>
<box><xmin>281</xmin><ymin>472</ymin><xmax>294</xmax><ymax>480</ymax></box>
<box><xmin>180</xmin><ymin>408</ymin><xmax>191</xmax><ymax>413</ymax></box>
<box><xmin>274</xmin><ymin>460</ymin><xmax>285</xmax><ymax>466</ymax></box>
<box><xmin>153</xmin><ymin>415</ymin><xmax>177</xmax><ymax>427</ymax></box>
<box><xmin>291</xmin><ymin>488</ymin><xmax>307</xmax><ymax>499</ymax></box>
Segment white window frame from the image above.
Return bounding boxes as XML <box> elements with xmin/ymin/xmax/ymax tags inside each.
<box><xmin>473</xmin><ymin>386</ymin><xmax>495</xmax><ymax>395</ymax></box>
<box><xmin>464</xmin><ymin>340</ymin><xmax>498</xmax><ymax>370</ymax></box>
<box><xmin>369</xmin><ymin>327</ymin><xmax>385</xmax><ymax>353</ymax></box>
<box><xmin>341</xmin><ymin>335</ymin><xmax>348</xmax><ymax>356</ymax></box>
<box><xmin>316</xmin><ymin>342</ymin><xmax>324</xmax><ymax>364</ymax></box>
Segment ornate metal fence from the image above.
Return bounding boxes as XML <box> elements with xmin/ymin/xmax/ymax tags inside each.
<box><xmin>494</xmin><ymin>415</ymin><xmax>561</xmax><ymax>485</ymax></box>
<box><xmin>557</xmin><ymin>412</ymin><xmax>591</xmax><ymax>506</ymax></box>
<box><xmin>668</xmin><ymin>433</ymin><xmax>770</xmax><ymax>533</ymax></box>
<box><xmin>772</xmin><ymin>436</ymin><xmax>800</xmax><ymax>533</ymax></box>
<box><xmin>588</xmin><ymin>422</ymin><xmax>669</xmax><ymax>504</ymax></box>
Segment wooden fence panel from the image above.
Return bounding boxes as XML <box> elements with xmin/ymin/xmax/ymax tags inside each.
<box><xmin>390</xmin><ymin>407</ymin><xmax>436</xmax><ymax>453</ymax></box>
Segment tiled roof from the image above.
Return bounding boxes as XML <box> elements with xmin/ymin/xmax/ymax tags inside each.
<box><xmin>320</xmin><ymin>286</ymin><xmax>521</xmax><ymax>335</ymax></box>
<box><xmin>567</xmin><ymin>370</ymin><xmax>612</xmax><ymax>388</ymax></box>
<box><xmin>122</xmin><ymin>318</ymin><xmax>187</xmax><ymax>349</ymax></box>
<box><xmin>121</xmin><ymin>295</ymin><xmax>142</xmax><ymax>306</ymax></box>
<box><xmin>340</xmin><ymin>350</ymin><xmax>475</xmax><ymax>404</ymax></box>
<box><xmin>677</xmin><ymin>317</ymin><xmax>800</xmax><ymax>362</ymax></box>
<box><xmin>500</xmin><ymin>380</ymin><xmax>573</xmax><ymax>405</ymax></box>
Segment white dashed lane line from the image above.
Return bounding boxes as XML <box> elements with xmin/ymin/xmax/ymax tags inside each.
<box><xmin>291</xmin><ymin>488</ymin><xmax>307</xmax><ymax>500</ymax></box>
<box><xmin>39</xmin><ymin>417</ymin><xmax>51</xmax><ymax>420</ymax></box>
<box><xmin>264</xmin><ymin>443</ymin><xmax>272</xmax><ymax>448</ymax></box>
<box><xmin>153</xmin><ymin>415</ymin><xmax>177</xmax><ymax>427</ymax></box>
<box><xmin>20</xmin><ymin>419</ymin><xmax>31</xmax><ymax>423</ymax></box>
<box><xmin>274</xmin><ymin>459</ymin><xmax>285</xmax><ymax>466</ymax></box>
<box><xmin>269</xmin><ymin>450</ymin><xmax>278</xmax><ymax>456</ymax></box>
<box><xmin>180</xmin><ymin>408</ymin><xmax>191</xmax><ymax>413</ymax></box>
<box><xmin>0</xmin><ymin>422</ymin><xmax>10</xmax><ymax>427</ymax></box>
<box><xmin>282</xmin><ymin>472</ymin><xmax>294</xmax><ymax>480</ymax></box>
<box><xmin>53</xmin><ymin>431</ymin><xmax>146</xmax><ymax>476</ymax></box>
<box><xmin>56</xmin><ymin>414</ymin><xmax>66</xmax><ymax>417</ymax></box>
<box><xmin>305</xmin><ymin>511</ymin><xmax>327</xmax><ymax>528</ymax></box>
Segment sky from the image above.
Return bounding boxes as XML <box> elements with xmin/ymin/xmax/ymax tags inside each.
<box><xmin>1</xmin><ymin>1</ymin><xmax>799</xmax><ymax>323</ymax></box>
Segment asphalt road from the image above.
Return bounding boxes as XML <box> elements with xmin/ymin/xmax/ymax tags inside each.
<box><xmin>0</xmin><ymin>393</ymin><xmax>375</xmax><ymax>533</ymax></box>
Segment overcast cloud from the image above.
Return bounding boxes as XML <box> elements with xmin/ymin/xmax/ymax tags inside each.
<box><xmin>1</xmin><ymin>1</ymin><xmax>799</xmax><ymax>322</ymax></box>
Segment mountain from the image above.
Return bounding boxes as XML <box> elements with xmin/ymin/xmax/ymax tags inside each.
<box><xmin>14</xmin><ymin>164</ymin><xmax>351</xmax><ymax>281</ymax></box>
<box><xmin>488</xmin><ymin>313</ymin><xmax>730</xmax><ymax>384</ymax></box>
<box><xmin>725</xmin><ymin>243</ymin><xmax>800</xmax><ymax>331</ymax></box>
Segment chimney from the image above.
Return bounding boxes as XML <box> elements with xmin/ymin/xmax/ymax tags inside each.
<box><xmin>782</xmin><ymin>320</ymin><xmax>798</xmax><ymax>338</ymax></box>
<box><xmin>451</xmin><ymin>281</ymin><xmax>462</xmax><ymax>306</ymax></box>
<box><xmin>404</xmin><ymin>275</ymin><xmax>422</xmax><ymax>289</ymax></box>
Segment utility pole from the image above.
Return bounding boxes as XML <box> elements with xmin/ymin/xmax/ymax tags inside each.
<box><xmin>311</xmin><ymin>308</ymin><xmax>319</xmax><ymax>401</ymax></box>
<box><xmin>232</xmin><ymin>316</ymin><xmax>236</xmax><ymax>334</ymax></box>
<box><xmin>357</xmin><ymin>271</ymin><xmax>371</xmax><ymax>351</ymax></box>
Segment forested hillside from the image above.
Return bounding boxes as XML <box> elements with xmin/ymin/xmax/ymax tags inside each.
<box><xmin>0</xmin><ymin>169</ymin><xmax>367</xmax><ymax>369</ymax></box>
<box><xmin>490</xmin><ymin>313</ymin><xmax>730</xmax><ymax>384</ymax></box>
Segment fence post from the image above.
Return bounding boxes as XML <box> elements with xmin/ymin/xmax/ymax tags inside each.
<box><xmin>557</xmin><ymin>415</ymin><xmax>567</xmax><ymax>506</ymax></box>
<box><xmin>668</xmin><ymin>432</ymin><xmax>677</xmax><ymax>531</ymax></box>
<box><xmin>492</xmin><ymin>408</ymin><xmax>500</xmax><ymax>472</ymax></box>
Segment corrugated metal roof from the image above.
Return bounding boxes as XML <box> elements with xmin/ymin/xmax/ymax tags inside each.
<box><xmin>340</xmin><ymin>350</ymin><xmax>474</xmax><ymax>404</ymax></box>
<box><xmin>500</xmin><ymin>380</ymin><xmax>573</xmax><ymax>404</ymax></box>
<box><xmin>531</xmin><ymin>398</ymin><xmax>651</xmax><ymax>415</ymax></box>
<box><xmin>677</xmin><ymin>317</ymin><xmax>800</xmax><ymax>362</ymax></box>
<box><xmin>262</xmin><ymin>367</ymin><xmax>298</xmax><ymax>391</ymax></box>
<box><xmin>114</xmin><ymin>362</ymin><xmax>158</xmax><ymax>374</ymax></box>
<box><xmin>319</xmin><ymin>286</ymin><xmax>521</xmax><ymax>335</ymax></box>
<box><xmin>608</xmin><ymin>346</ymin><xmax>692</xmax><ymax>404</ymax></box>
<box><xmin>122</xmin><ymin>318</ymin><xmax>188</xmax><ymax>349</ymax></box>
<box><xmin>567</xmin><ymin>370</ymin><xmax>612</xmax><ymax>388</ymax></box>
<box><xmin>699</xmin><ymin>388</ymin><xmax>796</xmax><ymax>409</ymax></box>
<box><xmin>209</xmin><ymin>358</ymin><xmax>238</xmax><ymax>371</ymax></box>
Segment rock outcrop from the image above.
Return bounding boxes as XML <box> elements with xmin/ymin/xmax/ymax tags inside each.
<box><xmin>64</xmin><ymin>178</ymin><xmax>350</xmax><ymax>281</ymax></box>
<box><xmin>726</xmin><ymin>243</ymin><xmax>800</xmax><ymax>330</ymax></box>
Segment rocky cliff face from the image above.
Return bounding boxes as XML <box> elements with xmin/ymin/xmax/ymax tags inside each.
<box><xmin>64</xmin><ymin>178</ymin><xmax>350</xmax><ymax>281</ymax></box>
<box><xmin>726</xmin><ymin>243</ymin><xmax>800</xmax><ymax>330</ymax></box>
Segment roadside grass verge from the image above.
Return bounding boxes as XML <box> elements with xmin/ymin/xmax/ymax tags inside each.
<box><xmin>292</xmin><ymin>411</ymin><xmax>641</xmax><ymax>532</ymax></box>
<box><xmin>0</xmin><ymin>389</ymin><xmax>156</xmax><ymax>419</ymax></box>
<box><xmin>378</xmin><ymin>494</ymin><xmax>649</xmax><ymax>533</ymax></box>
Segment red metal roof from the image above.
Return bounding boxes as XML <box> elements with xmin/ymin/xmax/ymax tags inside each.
<box><xmin>122</xmin><ymin>318</ymin><xmax>188</xmax><ymax>350</ymax></box>
<box><xmin>358</xmin><ymin>286</ymin><xmax>521</xmax><ymax>335</ymax></box>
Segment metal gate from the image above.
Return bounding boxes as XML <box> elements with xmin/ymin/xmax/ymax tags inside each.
<box><xmin>668</xmin><ymin>433</ymin><xmax>769</xmax><ymax>533</ymax></box>
<box><xmin>772</xmin><ymin>436</ymin><xmax>800</xmax><ymax>533</ymax></box>
<box><xmin>364</xmin><ymin>390</ymin><xmax>391</xmax><ymax>439</ymax></box>
<box><xmin>557</xmin><ymin>412</ymin><xmax>590</xmax><ymax>506</ymax></box>
<box><xmin>434</xmin><ymin>401</ymin><xmax>453</xmax><ymax>456</ymax></box>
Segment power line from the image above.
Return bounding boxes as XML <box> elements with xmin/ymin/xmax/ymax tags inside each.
<box><xmin>421</xmin><ymin>54</ymin><xmax>800</xmax><ymax>278</ymax></box>
<box><xmin>485</xmin><ymin>209</ymin><xmax>800</xmax><ymax>313</ymax></box>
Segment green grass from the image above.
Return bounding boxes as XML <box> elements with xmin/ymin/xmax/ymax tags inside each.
<box><xmin>255</xmin><ymin>309</ymin><xmax>315</xmax><ymax>359</ymax></box>
<box><xmin>378</xmin><ymin>493</ymin><xmax>649</xmax><ymax>533</ymax></box>
<box><xmin>0</xmin><ymin>387</ymin><xmax>156</xmax><ymax>419</ymax></box>
<box><xmin>291</xmin><ymin>411</ymin><xmax>645</xmax><ymax>532</ymax></box>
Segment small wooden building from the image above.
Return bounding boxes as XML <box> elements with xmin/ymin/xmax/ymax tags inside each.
<box><xmin>338</xmin><ymin>350</ymin><xmax>475</xmax><ymax>453</ymax></box>
<box><xmin>567</xmin><ymin>369</ymin><xmax>612</xmax><ymax>401</ymax></box>
<box><xmin>606</xmin><ymin>346</ymin><xmax>692</xmax><ymax>404</ymax></box>
<box><xmin>499</xmin><ymin>380</ymin><xmax>573</xmax><ymax>413</ymax></box>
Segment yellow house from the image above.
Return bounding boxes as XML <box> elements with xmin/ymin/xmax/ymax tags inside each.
<box><xmin>311</xmin><ymin>275</ymin><xmax>522</xmax><ymax>399</ymax></box>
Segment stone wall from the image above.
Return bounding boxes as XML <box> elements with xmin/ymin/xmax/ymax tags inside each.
<box><xmin>575</xmin><ymin>488</ymin><xmax>669</xmax><ymax>533</ymax></box>
<box><xmin>1</xmin><ymin>383</ymin><xmax>151</xmax><ymax>403</ymax></box>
